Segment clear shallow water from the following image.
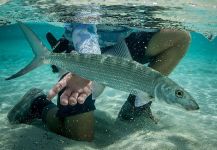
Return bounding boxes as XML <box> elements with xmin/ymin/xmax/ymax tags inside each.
<box><xmin>0</xmin><ymin>1</ymin><xmax>217</xmax><ymax>149</ymax></box>
<box><xmin>0</xmin><ymin>22</ymin><xmax>217</xmax><ymax>150</ymax></box>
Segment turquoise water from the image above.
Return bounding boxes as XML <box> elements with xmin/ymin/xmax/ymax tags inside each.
<box><xmin>0</xmin><ymin>0</ymin><xmax>217</xmax><ymax>149</ymax></box>
<box><xmin>0</xmin><ymin>22</ymin><xmax>217</xmax><ymax>150</ymax></box>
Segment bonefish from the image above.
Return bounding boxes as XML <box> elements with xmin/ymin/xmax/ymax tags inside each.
<box><xmin>6</xmin><ymin>22</ymin><xmax>199</xmax><ymax>110</ymax></box>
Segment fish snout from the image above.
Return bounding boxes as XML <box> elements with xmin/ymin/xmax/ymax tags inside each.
<box><xmin>195</xmin><ymin>104</ymin><xmax>200</xmax><ymax>110</ymax></box>
<box><xmin>185</xmin><ymin>101</ymin><xmax>200</xmax><ymax>111</ymax></box>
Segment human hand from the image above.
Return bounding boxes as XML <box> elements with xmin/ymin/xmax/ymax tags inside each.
<box><xmin>47</xmin><ymin>73</ymin><xmax>92</xmax><ymax>105</ymax></box>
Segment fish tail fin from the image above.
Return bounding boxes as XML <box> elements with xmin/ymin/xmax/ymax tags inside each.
<box><xmin>5</xmin><ymin>22</ymin><xmax>50</xmax><ymax>80</ymax></box>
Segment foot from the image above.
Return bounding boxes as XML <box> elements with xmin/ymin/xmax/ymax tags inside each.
<box><xmin>7</xmin><ymin>88</ymin><xmax>46</xmax><ymax>124</ymax></box>
<box><xmin>118</xmin><ymin>94</ymin><xmax>157</xmax><ymax>124</ymax></box>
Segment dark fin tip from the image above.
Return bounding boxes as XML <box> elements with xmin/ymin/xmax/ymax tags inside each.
<box><xmin>46</xmin><ymin>32</ymin><xmax>58</xmax><ymax>48</ymax></box>
<box><xmin>5</xmin><ymin>76</ymin><xmax>13</xmax><ymax>80</ymax></box>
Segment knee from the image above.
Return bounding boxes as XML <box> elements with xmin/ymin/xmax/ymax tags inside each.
<box><xmin>176</xmin><ymin>30</ymin><xmax>191</xmax><ymax>52</ymax></box>
<box><xmin>63</xmin><ymin>112</ymin><xmax>95</xmax><ymax>142</ymax></box>
<box><xmin>179</xmin><ymin>30</ymin><xmax>191</xmax><ymax>43</ymax></box>
<box><xmin>65</xmin><ymin>125</ymin><xmax>94</xmax><ymax>142</ymax></box>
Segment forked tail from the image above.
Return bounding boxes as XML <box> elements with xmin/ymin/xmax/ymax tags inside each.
<box><xmin>5</xmin><ymin>22</ymin><xmax>50</xmax><ymax>80</ymax></box>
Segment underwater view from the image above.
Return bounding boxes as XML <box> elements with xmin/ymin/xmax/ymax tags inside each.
<box><xmin>0</xmin><ymin>0</ymin><xmax>217</xmax><ymax>150</ymax></box>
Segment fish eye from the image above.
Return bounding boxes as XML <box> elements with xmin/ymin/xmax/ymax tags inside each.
<box><xmin>175</xmin><ymin>90</ymin><xmax>184</xmax><ymax>98</ymax></box>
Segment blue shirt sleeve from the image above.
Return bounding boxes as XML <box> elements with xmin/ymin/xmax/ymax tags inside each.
<box><xmin>64</xmin><ymin>23</ymin><xmax>101</xmax><ymax>54</ymax></box>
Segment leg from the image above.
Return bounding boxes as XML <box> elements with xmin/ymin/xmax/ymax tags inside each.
<box><xmin>8</xmin><ymin>88</ymin><xmax>95</xmax><ymax>142</ymax></box>
<box><xmin>146</xmin><ymin>29</ymin><xmax>191</xmax><ymax>75</ymax></box>
<box><xmin>44</xmin><ymin>108</ymin><xmax>94</xmax><ymax>141</ymax></box>
<box><xmin>44</xmin><ymin>91</ymin><xmax>95</xmax><ymax>141</ymax></box>
<box><xmin>43</xmin><ymin>107</ymin><xmax>64</xmax><ymax>135</ymax></box>
<box><xmin>118</xmin><ymin>29</ymin><xmax>190</xmax><ymax>122</ymax></box>
<box><xmin>63</xmin><ymin>111</ymin><xmax>94</xmax><ymax>141</ymax></box>
<box><xmin>53</xmin><ymin>84</ymin><xmax>96</xmax><ymax>141</ymax></box>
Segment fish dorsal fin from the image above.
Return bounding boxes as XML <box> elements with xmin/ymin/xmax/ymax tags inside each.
<box><xmin>103</xmin><ymin>40</ymin><xmax>132</xmax><ymax>59</ymax></box>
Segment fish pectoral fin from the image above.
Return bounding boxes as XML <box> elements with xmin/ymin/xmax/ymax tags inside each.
<box><xmin>92</xmin><ymin>81</ymin><xmax>106</xmax><ymax>99</ymax></box>
<box><xmin>136</xmin><ymin>90</ymin><xmax>154</xmax><ymax>101</ymax></box>
<box><xmin>130</xmin><ymin>90</ymin><xmax>154</xmax><ymax>106</ymax></box>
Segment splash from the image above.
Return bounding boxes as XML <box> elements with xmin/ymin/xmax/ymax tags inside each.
<box><xmin>0</xmin><ymin>0</ymin><xmax>216</xmax><ymax>40</ymax></box>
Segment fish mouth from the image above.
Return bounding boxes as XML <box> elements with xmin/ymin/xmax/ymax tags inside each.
<box><xmin>185</xmin><ymin>102</ymin><xmax>200</xmax><ymax>111</ymax></box>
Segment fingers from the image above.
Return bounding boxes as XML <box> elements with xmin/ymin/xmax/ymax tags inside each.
<box><xmin>61</xmin><ymin>90</ymin><xmax>87</xmax><ymax>105</ymax></box>
<box><xmin>48</xmin><ymin>73</ymin><xmax>92</xmax><ymax>105</ymax></box>
<box><xmin>61</xmin><ymin>89</ymin><xmax>90</xmax><ymax>106</ymax></box>
<box><xmin>68</xmin><ymin>92</ymin><xmax>79</xmax><ymax>105</ymax></box>
<box><xmin>76</xmin><ymin>85</ymin><xmax>91</xmax><ymax>104</ymax></box>
<box><xmin>47</xmin><ymin>74</ymin><xmax>71</xmax><ymax>100</ymax></box>
<box><xmin>77</xmin><ymin>93</ymin><xmax>88</xmax><ymax>104</ymax></box>
<box><xmin>77</xmin><ymin>83</ymin><xmax>92</xmax><ymax>104</ymax></box>
<box><xmin>60</xmin><ymin>88</ymin><xmax>71</xmax><ymax>106</ymax></box>
<box><xmin>61</xmin><ymin>90</ymin><xmax>86</xmax><ymax>106</ymax></box>
<box><xmin>83</xmin><ymin>86</ymin><xmax>92</xmax><ymax>95</ymax></box>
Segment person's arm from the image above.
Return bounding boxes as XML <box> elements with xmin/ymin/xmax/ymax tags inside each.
<box><xmin>47</xmin><ymin>23</ymin><xmax>101</xmax><ymax>106</ymax></box>
<box><xmin>71</xmin><ymin>24</ymin><xmax>101</xmax><ymax>54</ymax></box>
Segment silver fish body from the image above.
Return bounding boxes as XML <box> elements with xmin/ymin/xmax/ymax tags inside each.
<box><xmin>46</xmin><ymin>52</ymin><xmax>162</xmax><ymax>96</ymax></box>
<box><xmin>6</xmin><ymin>22</ymin><xmax>199</xmax><ymax>110</ymax></box>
